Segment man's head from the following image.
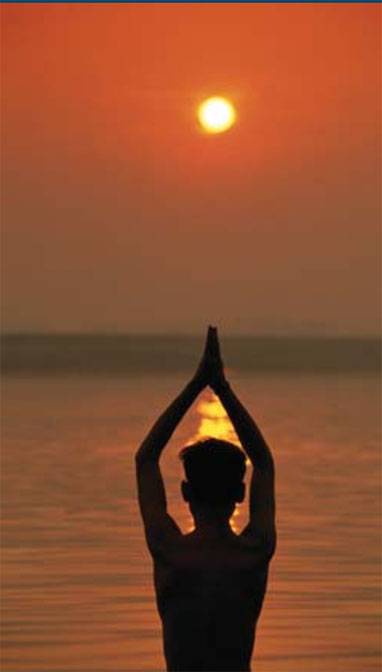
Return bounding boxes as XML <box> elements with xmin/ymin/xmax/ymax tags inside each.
<box><xmin>179</xmin><ymin>439</ymin><xmax>246</xmax><ymax>517</ymax></box>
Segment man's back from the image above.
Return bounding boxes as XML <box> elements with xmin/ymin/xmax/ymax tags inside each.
<box><xmin>154</xmin><ymin>528</ymin><xmax>269</xmax><ymax>672</ymax></box>
<box><xmin>136</xmin><ymin>327</ymin><xmax>276</xmax><ymax>671</ymax></box>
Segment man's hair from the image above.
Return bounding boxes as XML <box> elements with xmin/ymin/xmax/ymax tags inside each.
<box><xmin>179</xmin><ymin>438</ymin><xmax>246</xmax><ymax>506</ymax></box>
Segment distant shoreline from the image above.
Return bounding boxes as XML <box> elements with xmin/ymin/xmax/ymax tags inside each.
<box><xmin>1</xmin><ymin>333</ymin><xmax>380</xmax><ymax>376</ymax></box>
<box><xmin>2</xmin><ymin>331</ymin><xmax>381</xmax><ymax>339</ymax></box>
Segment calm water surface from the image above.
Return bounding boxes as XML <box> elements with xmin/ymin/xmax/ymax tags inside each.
<box><xmin>1</xmin><ymin>374</ymin><xmax>381</xmax><ymax>671</ymax></box>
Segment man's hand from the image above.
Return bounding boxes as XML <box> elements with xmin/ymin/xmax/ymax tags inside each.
<box><xmin>191</xmin><ymin>326</ymin><xmax>227</xmax><ymax>392</ymax></box>
<box><xmin>207</xmin><ymin>326</ymin><xmax>227</xmax><ymax>393</ymax></box>
<box><xmin>191</xmin><ymin>326</ymin><xmax>215</xmax><ymax>390</ymax></box>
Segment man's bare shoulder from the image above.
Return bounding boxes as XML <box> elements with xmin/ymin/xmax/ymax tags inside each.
<box><xmin>154</xmin><ymin>526</ymin><xmax>270</xmax><ymax>621</ymax></box>
<box><xmin>153</xmin><ymin>526</ymin><xmax>270</xmax><ymax>573</ymax></box>
<box><xmin>239</xmin><ymin>523</ymin><xmax>276</xmax><ymax>562</ymax></box>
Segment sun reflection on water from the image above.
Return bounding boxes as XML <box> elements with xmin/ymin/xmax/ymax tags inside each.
<box><xmin>190</xmin><ymin>390</ymin><xmax>240</xmax><ymax>445</ymax></box>
<box><xmin>185</xmin><ymin>390</ymin><xmax>246</xmax><ymax>533</ymax></box>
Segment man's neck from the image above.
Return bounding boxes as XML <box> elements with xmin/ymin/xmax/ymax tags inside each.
<box><xmin>192</xmin><ymin>512</ymin><xmax>233</xmax><ymax>537</ymax></box>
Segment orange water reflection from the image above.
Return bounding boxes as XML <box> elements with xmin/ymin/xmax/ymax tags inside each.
<box><xmin>186</xmin><ymin>390</ymin><xmax>247</xmax><ymax>533</ymax></box>
<box><xmin>2</xmin><ymin>377</ymin><xmax>380</xmax><ymax>671</ymax></box>
<box><xmin>190</xmin><ymin>390</ymin><xmax>240</xmax><ymax>445</ymax></box>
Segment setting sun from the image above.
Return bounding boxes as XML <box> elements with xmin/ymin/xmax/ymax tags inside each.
<box><xmin>197</xmin><ymin>96</ymin><xmax>236</xmax><ymax>134</ymax></box>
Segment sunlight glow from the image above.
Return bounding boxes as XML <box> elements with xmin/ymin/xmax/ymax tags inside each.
<box><xmin>192</xmin><ymin>392</ymin><xmax>240</xmax><ymax>445</ymax></box>
<box><xmin>187</xmin><ymin>391</ymin><xmax>245</xmax><ymax>533</ymax></box>
<box><xmin>197</xmin><ymin>97</ymin><xmax>236</xmax><ymax>134</ymax></box>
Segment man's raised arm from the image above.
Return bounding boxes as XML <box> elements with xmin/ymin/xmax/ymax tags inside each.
<box><xmin>135</xmin><ymin>329</ymin><xmax>212</xmax><ymax>553</ymax></box>
<box><xmin>209</xmin><ymin>329</ymin><xmax>276</xmax><ymax>558</ymax></box>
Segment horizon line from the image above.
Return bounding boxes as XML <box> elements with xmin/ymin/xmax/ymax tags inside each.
<box><xmin>1</xmin><ymin>331</ymin><xmax>381</xmax><ymax>340</ymax></box>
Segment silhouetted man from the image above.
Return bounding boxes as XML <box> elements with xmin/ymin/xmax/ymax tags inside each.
<box><xmin>136</xmin><ymin>327</ymin><xmax>276</xmax><ymax>672</ymax></box>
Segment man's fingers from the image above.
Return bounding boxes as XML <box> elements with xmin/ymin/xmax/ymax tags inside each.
<box><xmin>203</xmin><ymin>326</ymin><xmax>214</xmax><ymax>353</ymax></box>
<box><xmin>202</xmin><ymin>326</ymin><xmax>212</xmax><ymax>354</ymax></box>
<box><xmin>203</xmin><ymin>326</ymin><xmax>223</xmax><ymax>366</ymax></box>
<box><xmin>209</xmin><ymin>326</ymin><xmax>221</xmax><ymax>358</ymax></box>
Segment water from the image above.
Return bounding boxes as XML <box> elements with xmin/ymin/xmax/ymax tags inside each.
<box><xmin>1</xmin><ymin>371</ymin><xmax>381</xmax><ymax>671</ymax></box>
<box><xmin>2</xmin><ymin>334</ymin><xmax>380</xmax><ymax>376</ymax></box>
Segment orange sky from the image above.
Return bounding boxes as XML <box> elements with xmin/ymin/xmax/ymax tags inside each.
<box><xmin>1</xmin><ymin>3</ymin><xmax>381</xmax><ymax>334</ymax></box>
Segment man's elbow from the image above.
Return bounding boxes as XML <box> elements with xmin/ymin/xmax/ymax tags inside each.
<box><xmin>268</xmin><ymin>455</ymin><xmax>275</xmax><ymax>477</ymax></box>
<box><xmin>135</xmin><ymin>445</ymin><xmax>146</xmax><ymax>465</ymax></box>
<box><xmin>266</xmin><ymin>528</ymin><xmax>277</xmax><ymax>560</ymax></box>
<box><xmin>135</xmin><ymin>442</ymin><xmax>156</xmax><ymax>465</ymax></box>
<box><xmin>258</xmin><ymin>452</ymin><xmax>275</xmax><ymax>476</ymax></box>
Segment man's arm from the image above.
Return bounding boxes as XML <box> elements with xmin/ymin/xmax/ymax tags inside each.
<box><xmin>135</xmin><ymin>330</ymin><xmax>211</xmax><ymax>554</ymax></box>
<box><xmin>209</xmin><ymin>329</ymin><xmax>276</xmax><ymax>557</ymax></box>
<box><xmin>216</xmin><ymin>380</ymin><xmax>276</xmax><ymax>556</ymax></box>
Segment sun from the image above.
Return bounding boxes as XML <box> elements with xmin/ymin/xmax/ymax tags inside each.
<box><xmin>197</xmin><ymin>96</ymin><xmax>236</xmax><ymax>134</ymax></box>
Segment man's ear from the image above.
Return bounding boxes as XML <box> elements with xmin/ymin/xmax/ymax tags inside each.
<box><xmin>236</xmin><ymin>482</ymin><xmax>245</xmax><ymax>504</ymax></box>
<box><xmin>181</xmin><ymin>480</ymin><xmax>191</xmax><ymax>502</ymax></box>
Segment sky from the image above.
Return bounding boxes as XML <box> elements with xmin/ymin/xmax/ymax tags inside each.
<box><xmin>1</xmin><ymin>3</ymin><xmax>381</xmax><ymax>336</ymax></box>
